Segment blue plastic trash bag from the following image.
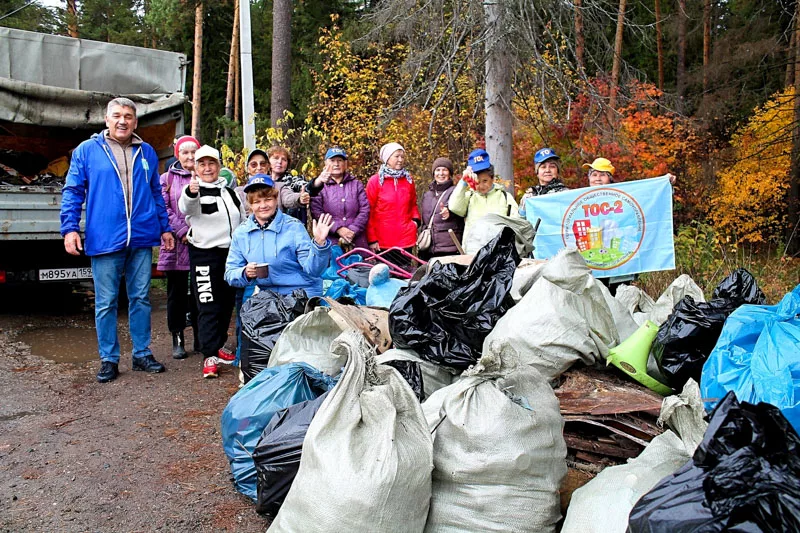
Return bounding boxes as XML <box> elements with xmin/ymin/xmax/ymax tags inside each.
<box><xmin>701</xmin><ymin>284</ymin><xmax>800</xmax><ymax>432</ymax></box>
<box><xmin>221</xmin><ymin>362</ymin><xmax>336</xmax><ymax>500</ymax></box>
<box><xmin>324</xmin><ymin>278</ymin><xmax>367</xmax><ymax>304</ymax></box>
<box><xmin>321</xmin><ymin>245</ymin><xmax>363</xmax><ymax>280</ymax></box>
<box><xmin>366</xmin><ymin>264</ymin><xmax>406</xmax><ymax>308</ymax></box>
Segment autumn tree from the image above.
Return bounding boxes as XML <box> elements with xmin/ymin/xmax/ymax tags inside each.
<box><xmin>710</xmin><ymin>88</ymin><xmax>795</xmax><ymax>244</ymax></box>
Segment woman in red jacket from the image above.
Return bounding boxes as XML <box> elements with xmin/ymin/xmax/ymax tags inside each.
<box><xmin>366</xmin><ymin>142</ymin><xmax>421</xmax><ymax>252</ymax></box>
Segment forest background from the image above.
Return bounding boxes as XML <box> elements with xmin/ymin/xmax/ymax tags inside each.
<box><xmin>3</xmin><ymin>0</ymin><xmax>800</xmax><ymax>300</ymax></box>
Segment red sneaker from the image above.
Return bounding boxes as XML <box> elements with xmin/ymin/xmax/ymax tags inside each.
<box><xmin>203</xmin><ymin>357</ymin><xmax>218</xmax><ymax>379</ymax></box>
<box><xmin>217</xmin><ymin>347</ymin><xmax>236</xmax><ymax>365</ymax></box>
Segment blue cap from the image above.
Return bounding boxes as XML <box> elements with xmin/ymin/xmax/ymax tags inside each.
<box><xmin>534</xmin><ymin>147</ymin><xmax>560</xmax><ymax>164</ymax></box>
<box><xmin>243</xmin><ymin>173</ymin><xmax>275</xmax><ymax>192</ymax></box>
<box><xmin>467</xmin><ymin>148</ymin><xmax>492</xmax><ymax>172</ymax></box>
<box><xmin>325</xmin><ymin>147</ymin><xmax>348</xmax><ymax>160</ymax></box>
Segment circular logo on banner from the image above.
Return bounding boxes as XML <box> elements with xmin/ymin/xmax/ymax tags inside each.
<box><xmin>561</xmin><ymin>187</ymin><xmax>646</xmax><ymax>270</ymax></box>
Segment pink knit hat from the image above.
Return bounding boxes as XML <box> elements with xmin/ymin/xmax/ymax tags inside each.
<box><xmin>379</xmin><ymin>142</ymin><xmax>404</xmax><ymax>164</ymax></box>
<box><xmin>174</xmin><ymin>135</ymin><xmax>200</xmax><ymax>158</ymax></box>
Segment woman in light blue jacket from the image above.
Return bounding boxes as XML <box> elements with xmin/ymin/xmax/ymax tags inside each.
<box><xmin>224</xmin><ymin>175</ymin><xmax>333</xmax><ymax>298</ymax></box>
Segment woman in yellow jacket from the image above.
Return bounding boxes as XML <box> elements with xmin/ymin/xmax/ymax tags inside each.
<box><xmin>448</xmin><ymin>148</ymin><xmax>518</xmax><ymax>246</ymax></box>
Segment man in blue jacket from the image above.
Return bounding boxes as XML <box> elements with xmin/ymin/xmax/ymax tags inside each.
<box><xmin>61</xmin><ymin>98</ymin><xmax>175</xmax><ymax>383</ymax></box>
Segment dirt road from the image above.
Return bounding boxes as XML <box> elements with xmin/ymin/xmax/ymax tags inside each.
<box><xmin>0</xmin><ymin>286</ymin><xmax>268</xmax><ymax>532</ymax></box>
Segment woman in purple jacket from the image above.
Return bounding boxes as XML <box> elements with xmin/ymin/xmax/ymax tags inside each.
<box><xmin>419</xmin><ymin>157</ymin><xmax>464</xmax><ymax>258</ymax></box>
<box><xmin>157</xmin><ymin>135</ymin><xmax>199</xmax><ymax>359</ymax></box>
<box><xmin>307</xmin><ymin>147</ymin><xmax>370</xmax><ymax>250</ymax></box>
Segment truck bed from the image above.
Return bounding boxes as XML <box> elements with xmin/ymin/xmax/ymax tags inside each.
<box><xmin>0</xmin><ymin>184</ymin><xmax>84</xmax><ymax>240</ymax></box>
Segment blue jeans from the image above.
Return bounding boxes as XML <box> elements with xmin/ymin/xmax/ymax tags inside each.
<box><xmin>91</xmin><ymin>247</ymin><xmax>153</xmax><ymax>363</ymax></box>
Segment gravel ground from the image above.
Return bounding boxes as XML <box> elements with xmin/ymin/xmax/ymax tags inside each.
<box><xmin>0</xmin><ymin>286</ymin><xmax>269</xmax><ymax>532</ymax></box>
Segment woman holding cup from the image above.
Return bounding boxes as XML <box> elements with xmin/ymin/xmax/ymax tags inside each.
<box><xmin>224</xmin><ymin>174</ymin><xmax>334</xmax><ymax>299</ymax></box>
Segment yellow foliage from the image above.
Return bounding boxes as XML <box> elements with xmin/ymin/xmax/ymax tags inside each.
<box><xmin>307</xmin><ymin>20</ymin><xmax>479</xmax><ymax>191</ymax></box>
<box><xmin>710</xmin><ymin>87</ymin><xmax>794</xmax><ymax>244</ymax></box>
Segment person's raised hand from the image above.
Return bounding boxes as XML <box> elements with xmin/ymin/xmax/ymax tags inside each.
<box><xmin>189</xmin><ymin>173</ymin><xmax>199</xmax><ymax>194</ymax></box>
<box><xmin>315</xmin><ymin>161</ymin><xmax>332</xmax><ymax>187</ymax></box>
<box><xmin>312</xmin><ymin>213</ymin><xmax>333</xmax><ymax>246</ymax></box>
<box><xmin>462</xmin><ymin>166</ymin><xmax>477</xmax><ymax>190</ymax></box>
<box><xmin>64</xmin><ymin>231</ymin><xmax>82</xmax><ymax>256</ymax></box>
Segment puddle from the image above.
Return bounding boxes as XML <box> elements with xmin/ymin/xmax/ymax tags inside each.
<box><xmin>16</xmin><ymin>326</ymin><xmax>130</xmax><ymax>364</ymax></box>
<box><xmin>0</xmin><ymin>411</ymin><xmax>35</xmax><ymax>422</ymax></box>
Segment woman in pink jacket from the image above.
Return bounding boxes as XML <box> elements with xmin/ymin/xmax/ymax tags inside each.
<box><xmin>366</xmin><ymin>142</ymin><xmax>421</xmax><ymax>252</ymax></box>
<box><xmin>157</xmin><ymin>135</ymin><xmax>199</xmax><ymax>359</ymax></box>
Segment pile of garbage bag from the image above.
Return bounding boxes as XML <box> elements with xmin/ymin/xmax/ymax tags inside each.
<box><xmin>389</xmin><ymin>227</ymin><xmax>520</xmax><ymax>371</ymax></box>
<box><xmin>654</xmin><ymin>269</ymin><xmax>766</xmax><ymax>390</ymax></box>
<box><xmin>628</xmin><ymin>391</ymin><xmax>800</xmax><ymax>532</ymax></box>
<box><xmin>220</xmin><ymin>362</ymin><xmax>335</xmax><ymax>500</ymax></box>
<box><xmin>222</xmin><ymin>226</ymin><xmax>800</xmax><ymax>532</ymax></box>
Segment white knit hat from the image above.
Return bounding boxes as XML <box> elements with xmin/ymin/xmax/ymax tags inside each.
<box><xmin>379</xmin><ymin>142</ymin><xmax>405</xmax><ymax>164</ymax></box>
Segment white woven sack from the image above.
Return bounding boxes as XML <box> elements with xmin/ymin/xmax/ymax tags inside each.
<box><xmin>561</xmin><ymin>380</ymin><xmax>707</xmax><ymax>533</ymax></box>
<box><xmin>462</xmin><ymin>213</ymin><xmax>535</xmax><ymax>257</ymax></box>
<box><xmin>484</xmin><ymin>248</ymin><xmax>619</xmax><ymax>381</ymax></box>
<box><xmin>267</xmin><ymin>307</ymin><xmax>346</xmax><ymax>376</ymax></box>
<box><xmin>375</xmin><ymin>348</ymin><xmax>460</xmax><ymax>399</ymax></box>
<box><xmin>422</xmin><ymin>349</ymin><xmax>567</xmax><ymax>533</ymax></box>
<box><xmin>268</xmin><ymin>331</ymin><xmax>433</xmax><ymax>533</ymax></box>
<box><xmin>614</xmin><ymin>274</ymin><xmax>704</xmax><ymax>328</ymax></box>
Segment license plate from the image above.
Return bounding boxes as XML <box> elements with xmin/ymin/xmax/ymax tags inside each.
<box><xmin>39</xmin><ymin>267</ymin><xmax>93</xmax><ymax>281</ymax></box>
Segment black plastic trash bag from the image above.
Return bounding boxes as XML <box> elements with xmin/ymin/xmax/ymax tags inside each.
<box><xmin>711</xmin><ymin>267</ymin><xmax>767</xmax><ymax>304</ymax></box>
<box><xmin>384</xmin><ymin>360</ymin><xmax>424</xmax><ymax>401</ymax></box>
<box><xmin>627</xmin><ymin>391</ymin><xmax>800</xmax><ymax>533</ymax></box>
<box><xmin>654</xmin><ymin>269</ymin><xmax>765</xmax><ymax>390</ymax></box>
<box><xmin>253</xmin><ymin>391</ymin><xmax>329</xmax><ymax>517</ymax></box>
<box><xmin>241</xmin><ymin>289</ymin><xmax>308</xmax><ymax>383</ymax></box>
<box><xmin>388</xmin><ymin>227</ymin><xmax>520</xmax><ymax>371</ymax></box>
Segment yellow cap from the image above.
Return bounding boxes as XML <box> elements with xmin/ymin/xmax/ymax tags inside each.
<box><xmin>582</xmin><ymin>157</ymin><xmax>615</xmax><ymax>175</ymax></box>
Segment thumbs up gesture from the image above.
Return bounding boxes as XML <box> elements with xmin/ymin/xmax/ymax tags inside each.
<box><xmin>189</xmin><ymin>172</ymin><xmax>200</xmax><ymax>194</ymax></box>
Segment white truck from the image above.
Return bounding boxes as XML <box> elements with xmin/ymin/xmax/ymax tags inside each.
<box><xmin>0</xmin><ymin>27</ymin><xmax>186</xmax><ymax>287</ymax></box>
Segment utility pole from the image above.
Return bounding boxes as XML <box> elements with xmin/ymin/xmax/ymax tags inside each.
<box><xmin>239</xmin><ymin>0</ymin><xmax>256</xmax><ymax>150</ymax></box>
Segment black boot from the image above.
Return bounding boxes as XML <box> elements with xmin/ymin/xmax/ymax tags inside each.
<box><xmin>192</xmin><ymin>327</ymin><xmax>201</xmax><ymax>353</ymax></box>
<box><xmin>172</xmin><ymin>331</ymin><xmax>188</xmax><ymax>359</ymax></box>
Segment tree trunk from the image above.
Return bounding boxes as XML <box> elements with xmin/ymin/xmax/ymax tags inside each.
<box><xmin>225</xmin><ymin>0</ymin><xmax>240</xmax><ymax>138</ymax></box>
<box><xmin>66</xmin><ymin>0</ymin><xmax>78</xmax><ymax>38</ymax></box>
<box><xmin>789</xmin><ymin>0</ymin><xmax>800</xmax><ymax>254</ymax></box>
<box><xmin>787</xmin><ymin>23</ymin><xmax>796</xmax><ymax>88</ymax></box>
<box><xmin>676</xmin><ymin>0</ymin><xmax>687</xmax><ymax>112</ymax></box>
<box><xmin>609</xmin><ymin>0</ymin><xmax>627</xmax><ymax>114</ymax></box>
<box><xmin>235</xmin><ymin>48</ymin><xmax>241</xmax><ymax>124</ymax></box>
<box><xmin>655</xmin><ymin>0</ymin><xmax>664</xmax><ymax>91</ymax></box>
<box><xmin>191</xmin><ymin>1</ymin><xmax>204</xmax><ymax>139</ymax></box>
<box><xmin>575</xmin><ymin>0</ymin><xmax>584</xmax><ymax>72</ymax></box>
<box><xmin>703</xmin><ymin>0</ymin><xmax>711</xmax><ymax>105</ymax></box>
<box><xmin>271</xmin><ymin>0</ymin><xmax>292</xmax><ymax>127</ymax></box>
<box><xmin>484</xmin><ymin>0</ymin><xmax>514</xmax><ymax>193</ymax></box>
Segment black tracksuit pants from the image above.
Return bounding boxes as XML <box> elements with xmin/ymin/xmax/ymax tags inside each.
<box><xmin>189</xmin><ymin>245</ymin><xmax>234</xmax><ymax>360</ymax></box>
<box><xmin>165</xmin><ymin>270</ymin><xmax>197</xmax><ymax>334</ymax></box>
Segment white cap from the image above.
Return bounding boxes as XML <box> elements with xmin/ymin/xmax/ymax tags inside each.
<box><xmin>194</xmin><ymin>145</ymin><xmax>220</xmax><ymax>163</ymax></box>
